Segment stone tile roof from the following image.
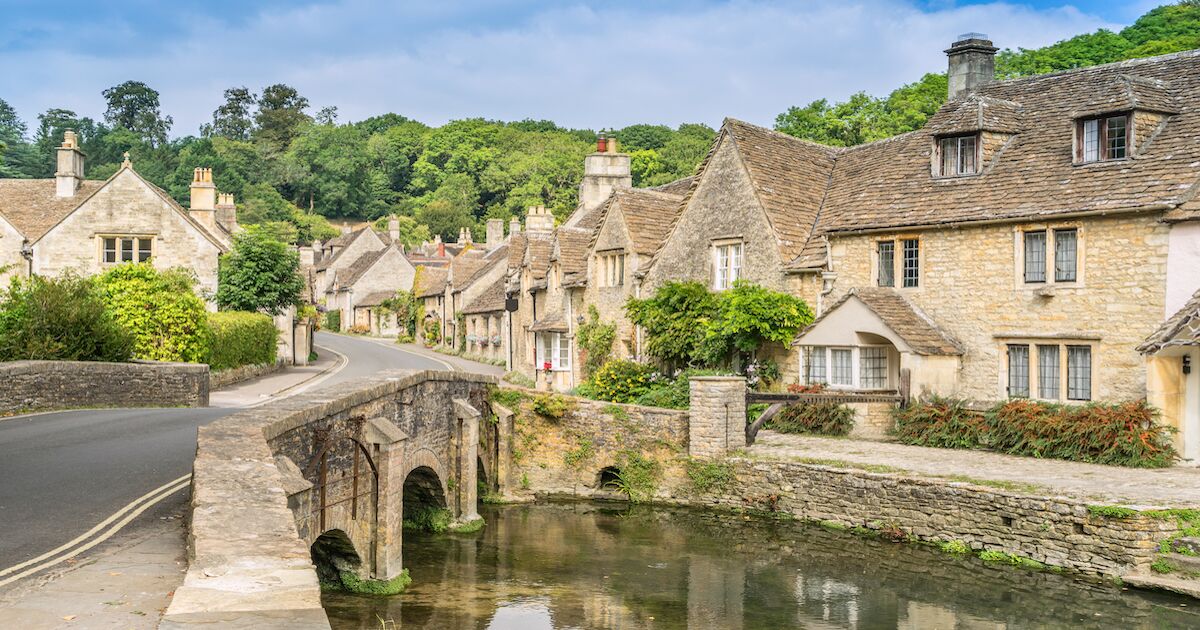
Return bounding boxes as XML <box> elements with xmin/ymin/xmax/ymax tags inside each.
<box><xmin>448</xmin><ymin>250</ymin><xmax>489</xmax><ymax>290</ymax></box>
<box><xmin>1074</xmin><ymin>74</ymin><xmax>1179</xmax><ymax>118</ymax></box>
<box><xmin>414</xmin><ymin>266</ymin><xmax>447</xmax><ymax>298</ymax></box>
<box><xmin>337</xmin><ymin>248</ymin><xmax>386</xmax><ymax>288</ymax></box>
<box><xmin>455</xmin><ymin>245</ymin><xmax>509</xmax><ymax>292</ymax></box>
<box><xmin>316</xmin><ymin>228</ymin><xmax>371</xmax><ymax>271</ymax></box>
<box><xmin>355</xmin><ymin>291</ymin><xmax>396</xmax><ymax>308</ymax></box>
<box><xmin>925</xmin><ymin>95</ymin><xmax>1024</xmax><ymax>135</ymax></box>
<box><xmin>798</xmin><ymin>287</ymin><xmax>963</xmax><ymax>356</ymax></box>
<box><xmin>607</xmin><ymin>188</ymin><xmax>686</xmax><ymax>260</ymax></box>
<box><xmin>813</xmin><ymin>50</ymin><xmax>1200</xmax><ymax>241</ymax></box>
<box><xmin>461</xmin><ymin>276</ymin><xmax>506</xmax><ymax>315</ymax></box>
<box><xmin>649</xmin><ymin>176</ymin><xmax>696</xmax><ymax>196</ymax></box>
<box><xmin>529</xmin><ymin>312</ymin><xmax>568</xmax><ymax>332</ymax></box>
<box><xmin>553</xmin><ymin>227</ymin><xmax>592</xmax><ymax>287</ymax></box>
<box><xmin>1138</xmin><ymin>288</ymin><xmax>1200</xmax><ymax>354</ymax></box>
<box><xmin>524</xmin><ymin>232</ymin><xmax>555</xmax><ymax>282</ymax></box>
<box><xmin>0</xmin><ymin>179</ymin><xmax>103</xmax><ymax>240</ymax></box>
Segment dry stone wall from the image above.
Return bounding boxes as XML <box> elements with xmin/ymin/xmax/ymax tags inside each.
<box><xmin>0</xmin><ymin>359</ymin><xmax>209</xmax><ymax>414</ymax></box>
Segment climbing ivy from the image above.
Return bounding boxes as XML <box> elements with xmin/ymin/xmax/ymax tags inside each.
<box><xmin>576</xmin><ymin>305</ymin><xmax>616</xmax><ymax>378</ymax></box>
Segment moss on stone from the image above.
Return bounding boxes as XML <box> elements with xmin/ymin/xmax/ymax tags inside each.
<box><xmin>338</xmin><ymin>569</ymin><xmax>412</xmax><ymax>596</ymax></box>
<box><xmin>449</xmin><ymin>517</ymin><xmax>485</xmax><ymax>534</ymax></box>
<box><xmin>1087</xmin><ymin>504</ymin><xmax>1139</xmax><ymax>519</ymax></box>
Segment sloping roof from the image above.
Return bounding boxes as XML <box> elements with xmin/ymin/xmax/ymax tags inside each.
<box><xmin>0</xmin><ymin>179</ymin><xmax>105</xmax><ymax>240</ymax></box>
<box><xmin>337</xmin><ymin>248</ymin><xmax>386</xmax><ymax>288</ymax></box>
<box><xmin>553</xmin><ymin>227</ymin><xmax>592</xmax><ymax>287</ymax></box>
<box><xmin>608</xmin><ymin>188</ymin><xmax>686</xmax><ymax>260</ymax></box>
<box><xmin>1138</xmin><ymin>289</ymin><xmax>1200</xmax><ymax>354</ymax></box>
<box><xmin>723</xmin><ymin>119</ymin><xmax>839</xmax><ymax>264</ymax></box>
<box><xmin>529</xmin><ymin>312</ymin><xmax>569</xmax><ymax>332</ymax></box>
<box><xmin>925</xmin><ymin>95</ymin><xmax>1024</xmax><ymax>135</ymax></box>
<box><xmin>650</xmin><ymin>176</ymin><xmax>696</xmax><ymax>196</ymax></box>
<box><xmin>1074</xmin><ymin>74</ymin><xmax>1179</xmax><ymax>117</ymax></box>
<box><xmin>461</xmin><ymin>276</ymin><xmax>506</xmax><ymax>314</ymax></box>
<box><xmin>524</xmin><ymin>232</ymin><xmax>555</xmax><ymax>282</ymax></box>
<box><xmin>456</xmin><ymin>245</ymin><xmax>509</xmax><ymax>292</ymax></box>
<box><xmin>813</xmin><ymin>50</ymin><xmax>1200</xmax><ymax>240</ymax></box>
<box><xmin>415</xmin><ymin>266</ymin><xmax>448</xmax><ymax>298</ymax></box>
<box><xmin>797</xmin><ymin>288</ymin><xmax>963</xmax><ymax>356</ymax></box>
<box><xmin>448</xmin><ymin>250</ymin><xmax>489</xmax><ymax>291</ymax></box>
<box><xmin>316</xmin><ymin>228</ymin><xmax>372</xmax><ymax>271</ymax></box>
<box><xmin>355</xmin><ymin>291</ymin><xmax>396</xmax><ymax>308</ymax></box>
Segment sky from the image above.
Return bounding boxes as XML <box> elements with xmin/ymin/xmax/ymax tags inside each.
<box><xmin>0</xmin><ymin>0</ymin><xmax>1161</xmax><ymax>137</ymax></box>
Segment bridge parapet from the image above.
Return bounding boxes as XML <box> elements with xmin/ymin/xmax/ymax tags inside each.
<box><xmin>162</xmin><ymin>369</ymin><xmax>495</xmax><ymax>630</ymax></box>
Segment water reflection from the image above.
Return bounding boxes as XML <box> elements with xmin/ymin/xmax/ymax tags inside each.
<box><xmin>323</xmin><ymin>503</ymin><xmax>1199</xmax><ymax>629</ymax></box>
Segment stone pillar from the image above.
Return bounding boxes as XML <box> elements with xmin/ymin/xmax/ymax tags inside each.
<box><xmin>365</xmin><ymin>417</ymin><xmax>408</xmax><ymax>580</ymax></box>
<box><xmin>453</xmin><ymin>399</ymin><xmax>481</xmax><ymax>522</ymax></box>
<box><xmin>491</xmin><ymin>402</ymin><xmax>515</xmax><ymax>495</ymax></box>
<box><xmin>688</xmin><ymin>376</ymin><xmax>746</xmax><ymax>458</ymax></box>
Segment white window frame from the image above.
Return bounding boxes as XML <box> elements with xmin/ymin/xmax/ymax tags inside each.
<box><xmin>535</xmin><ymin>332</ymin><xmax>571</xmax><ymax>372</ymax></box>
<box><xmin>712</xmin><ymin>240</ymin><xmax>743</xmax><ymax>291</ymax></box>
<box><xmin>99</xmin><ymin>235</ymin><xmax>153</xmax><ymax>264</ymax></box>
<box><xmin>799</xmin><ymin>345</ymin><xmax>892</xmax><ymax>391</ymax></box>
<box><xmin>1002</xmin><ymin>340</ymin><xmax>1094</xmax><ymax>402</ymax></box>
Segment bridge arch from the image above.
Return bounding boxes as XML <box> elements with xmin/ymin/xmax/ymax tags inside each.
<box><xmin>310</xmin><ymin>528</ymin><xmax>361</xmax><ymax>585</ymax></box>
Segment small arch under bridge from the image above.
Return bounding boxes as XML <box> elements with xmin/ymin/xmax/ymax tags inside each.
<box><xmin>267</xmin><ymin>371</ymin><xmax>492</xmax><ymax>582</ymax></box>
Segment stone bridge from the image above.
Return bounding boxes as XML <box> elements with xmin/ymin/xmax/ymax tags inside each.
<box><xmin>163</xmin><ymin>370</ymin><xmax>494</xmax><ymax>629</ymax></box>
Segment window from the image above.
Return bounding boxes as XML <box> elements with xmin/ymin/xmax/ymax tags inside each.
<box><xmin>1054</xmin><ymin>229</ymin><xmax>1077</xmax><ymax>282</ymax></box>
<box><xmin>1004</xmin><ymin>341</ymin><xmax>1092</xmax><ymax>402</ymax></box>
<box><xmin>101</xmin><ymin>236</ymin><xmax>152</xmax><ymax>263</ymax></box>
<box><xmin>1023</xmin><ymin>231</ymin><xmax>1046</xmax><ymax>283</ymax></box>
<box><xmin>877</xmin><ymin>241</ymin><xmax>895</xmax><ymax>288</ymax></box>
<box><xmin>535</xmin><ymin>332</ymin><xmax>571</xmax><ymax>371</ymax></box>
<box><xmin>713</xmin><ymin>242</ymin><xmax>742</xmax><ymax>290</ymax></box>
<box><xmin>598</xmin><ymin>252</ymin><xmax>625</xmax><ymax>287</ymax></box>
<box><xmin>1007</xmin><ymin>345</ymin><xmax>1030</xmax><ymax>397</ymax></box>
<box><xmin>1037</xmin><ymin>345</ymin><xmax>1060</xmax><ymax>399</ymax></box>
<box><xmin>901</xmin><ymin>239</ymin><xmax>919</xmax><ymax>288</ymax></box>
<box><xmin>803</xmin><ymin>346</ymin><xmax>826</xmax><ymax>384</ymax></box>
<box><xmin>859</xmin><ymin>347</ymin><xmax>888</xmax><ymax>389</ymax></box>
<box><xmin>829</xmin><ymin>349</ymin><xmax>853</xmax><ymax>387</ymax></box>
<box><xmin>1077</xmin><ymin>114</ymin><xmax>1129</xmax><ymax>163</ymax></box>
<box><xmin>938</xmin><ymin>135</ymin><xmax>978</xmax><ymax>176</ymax></box>
<box><xmin>1067</xmin><ymin>346</ymin><xmax>1092</xmax><ymax>401</ymax></box>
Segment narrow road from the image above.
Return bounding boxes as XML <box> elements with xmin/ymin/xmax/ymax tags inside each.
<box><xmin>0</xmin><ymin>332</ymin><xmax>446</xmax><ymax>583</ymax></box>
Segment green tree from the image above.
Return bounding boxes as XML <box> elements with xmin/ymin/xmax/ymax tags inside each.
<box><xmin>615</xmin><ymin>124</ymin><xmax>673</xmax><ymax>151</ymax></box>
<box><xmin>283</xmin><ymin>123</ymin><xmax>372</xmax><ymax>217</ymax></box>
<box><xmin>625</xmin><ymin>281</ymin><xmax>720</xmax><ymax>369</ymax></box>
<box><xmin>216</xmin><ymin>227</ymin><xmax>304</xmax><ymax>315</ymax></box>
<box><xmin>0</xmin><ymin>273</ymin><xmax>133</xmax><ymax>361</ymax></box>
<box><xmin>95</xmin><ymin>264</ymin><xmax>210</xmax><ymax>363</ymax></box>
<box><xmin>204</xmin><ymin>86</ymin><xmax>257</xmax><ymax>140</ymax></box>
<box><xmin>255</xmin><ymin>83</ymin><xmax>310</xmax><ymax>149</ymax></box>
<box><xmin>700</xmin><ymin>281</ymin><xmax>814</xmax><ymax>365</ymax></box>
<box><xmin>102</xmin><ymin>81</ymin><xmax>173</xmax><ymax>147</ymax></box>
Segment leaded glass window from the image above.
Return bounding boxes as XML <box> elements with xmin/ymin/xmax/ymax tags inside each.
<box><xmin>1007</xmin><ymin>344</ymin><xmax>1030</xmax><ymax>398</ymax></box>
<box><xmin>1067</xmin><ymin>345</ymin><xmax>1092</xmax><ymax>401</ymax></box>
<box><xmin>1037</xmin><ymin>345</ymin><xmax>1060</xmax><ymax>399</ymax></box>
<box><xmin>1024</xmin><ymin>231</ymin><xmax>1046</xmax><ymax>283</ymax></box>
<box><xmin>830</xmin><ymin>349</ymin><xmax>853</xmax><ymax>386</ymax></box>
<box><xmin>860</xmin><ymin>347</ymin><xmax>888</xmax><ymax>389</ymax></box>
<box><xmin>902</xmin><ymin>239</ymin><xmax>919</xmax><ymax>288</ymax></box>
<box><xmin>877</xmin><ymin>241</ymin><xmax>895</xmax><ymax>287</ymax></box>
<box><xmin>1054</xmin><ymin>229</ymin><xmax>1077</xmax><ymax>282</ymax></box>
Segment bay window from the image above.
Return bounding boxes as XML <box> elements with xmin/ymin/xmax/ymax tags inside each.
<box><xmin>800</xmin><ymin>345</ymin><xmax>892</xmax><ymax>390</ymax></box>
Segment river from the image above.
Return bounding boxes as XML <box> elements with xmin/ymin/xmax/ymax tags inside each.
<box><xmin>323</xmin><ymin>502</ymin><xmax>1198</xmax><ymax>629</ymax></box>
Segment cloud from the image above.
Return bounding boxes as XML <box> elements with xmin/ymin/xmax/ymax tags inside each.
<box><xmin>0</xmin><ymin>0</ymin><xmax>1116</xmax><ymax>135</ymax></box>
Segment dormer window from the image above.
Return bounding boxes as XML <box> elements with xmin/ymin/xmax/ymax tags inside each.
<box><xmin>1076</xmin><ymin>114</ymin><xmax>1128</xmax><ymax>163</ymax></box>
<box><xmin>936</xmin><ymin>134</ymin><xmax>978</xmax><ymax>177</ymax></box>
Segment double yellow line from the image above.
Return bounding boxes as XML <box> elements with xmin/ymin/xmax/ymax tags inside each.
<box><xmin>0</xmin><ymin>473</ymin><xmax>192</xmax><ymax>588</ymax></box>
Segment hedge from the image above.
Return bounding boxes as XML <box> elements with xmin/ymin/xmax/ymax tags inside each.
<box><xmin>95</xmin><ymin>263</ymin><xmax>210</xmax><ymax>363</ymax></box>
<box><xmin>0</xmin><ymin>272</ymin><xmax>133</xmax><ymax>362</ymax></box>
<box><xmin>207</xmin><ymin>311</ymin><xmax>278</xmax><ymax>371</ymax></box>
<box><xmin>892</xmin><ymin>397</ymin><xmax>1178</xmax><ymax>468</ymax></box>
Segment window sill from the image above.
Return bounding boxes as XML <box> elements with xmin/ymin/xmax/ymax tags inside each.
<box><xmin>1071</xmin><ymin>157</ymin><xmax>1130</xmax><ymax>168</ymax></box>
<box><xmin>931</xmin><ymin>172</ymin><xmax>982</xmax><ymax>181</ymax></box>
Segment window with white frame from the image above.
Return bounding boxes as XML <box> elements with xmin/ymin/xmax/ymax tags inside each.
<box><xmin>1076</xmin><ymin>114</ymin><xmax>1128</xmax><ymax>163</ymax></box>
<box><xmin>800</xmin><ymin>345</ymin><xmax>891</xmax><ymax>390</ymax></box>
<box><xmin>101</xmin><ymin>236</ymin><xmax>152</xmax><ymax>264</ymax></box>
<box><xmin>937</xmin><ymin>134</ymin><xmax>979</xmax><ymax>177</ymax></box>
<box><xmin>598</xmin><ymin>252</ymin><xmax>625</xmax><ymax>287</ymax></box>
<box><xmin>1005</xmin><ymin>341</ymin><xmax>1092</xmax><ymax>401</ymax></box>
<box><xmin>713</xmin><ymin>241</ymin><xmax>742</xmax><ymax>290</ymax></box>
<box><xmin>535</xmin><ymin>332</ymin><xmax>571</xmax><ymax>371</ymax></box>
<box><xmin>901</xmin><ymin>239</ymin><xmax>919</xmax><ymax>288</ymax></box>
<box><xmin>1021</xmin><ymin>227</ymin><xmax>1077</xmax><ymax>285</ymax></box>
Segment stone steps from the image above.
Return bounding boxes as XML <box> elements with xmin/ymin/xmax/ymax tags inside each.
<box><xmin>1164</xmin><ymin>553</ymin><xmax>1200</xmax><ymax>576</ymax></box>
<box><xmin>1123</xmin><ymin>573</ymin><xmax>1200</xmax><ymax>599</ymax></box>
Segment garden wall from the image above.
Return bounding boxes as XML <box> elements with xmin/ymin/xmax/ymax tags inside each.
<box><xmin>209</xmin><ymin>362</ymin><xmax>279</xmax><ymax>390</ymax></box>
<box><xmin>0</xmin><ymin>359</ymin><xmax>209</xmax><ymax>414</ymax></box>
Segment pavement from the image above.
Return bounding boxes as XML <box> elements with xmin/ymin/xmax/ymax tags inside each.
<box><xmin>0</xmin><ymin>331</ymin><xmax>490</xmax><ymax>628</ymax></box>
<box><xmin>751</xmin><ymin>430</ymin><xmax>1200</xmax><ymax>507</ymax></box>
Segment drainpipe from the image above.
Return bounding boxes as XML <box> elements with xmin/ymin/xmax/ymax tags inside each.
<box><xmin>819</xmin><ymin>271</ymin><xmax>837</xmax><ymax>315</ymax></box>
<box><xmin>20</xmin><ymin>241</ymin><xmax>33</xmax><ymax>277</ymax></box>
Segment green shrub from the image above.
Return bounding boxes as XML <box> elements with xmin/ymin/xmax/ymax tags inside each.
<box><xmin>422</xmin><ymin>317</ymin><xmax>440</xmax><ymax>344</ymax></box>
<box><xmin>631</xmin><ymin>368</ymin><xmax>728</xmax><ymax>409</ymax></box>
<box><xmin>95</xmin><ymin>263</ymin><xmax>210</xmax><ymax>363</ymax></box>
<box><xmin>207</xmin><ymin>311</ymin><xmax>277</xmax><ymax>370</ymax></box>
<box><xmin>685</xmin><ymin>459</ymin><xmax>735</xmax><ymax>493</ymax></box>
<box><xmin>891</xmin><ymin>397</ymin><xmax>986</xmax><ymax>449</ymax></box>
<box><xmin>767</xmin><ymin>402</ymin><xmax>855</xmax><ymax>436</ymax></box>
<box><xmin>325</xmin><ymin>310</ymin><xmax>341</xmax><ymax>331</ymax></box>
<box><xmin>403</xmin><ymin>507</ymin><xmax>452</xmax><ymax>533</ymax></box>
<box><xmin>612</xmin><ymin>451</ymin><xmax>660</xmax><ymax>502</ymax></box>
<box><xmin>893</xmin><ymin>397</ymin><xmax>1178</xmax><ymax>468</ymax></box>
<box><xmin>531</xmin><ymin>393</ymin><xmax>571</xmax><ymax>420</ymax></box>
<box><xmin>581</xmin><ymin>359</ymin><xmax>657</xmax><ymax>404</ymax></box>
<box><xmin>0</xmin><ymin>273</ymin><xmax>133</xmax><ymax>362</ymax></box>
<box><xmin>577</xmin><ymin>305</ymin><xmax>615</xmax><ymax>378</ymax></box>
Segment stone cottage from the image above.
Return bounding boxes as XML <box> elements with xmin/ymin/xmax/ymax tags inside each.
<box><xmin>0</xmin><ymin>131</ymin><xmax>233</xmax><ymax>297</ymax></box>
<box><xmin>786</xmin><ymin>38</ymin><xmax>1200</xmax><ymax>458</ymax></box>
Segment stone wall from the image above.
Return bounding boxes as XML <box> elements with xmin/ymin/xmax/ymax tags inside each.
<box><xmin>827</xmin><ymin>212</ymin><xmax>1170</xmax><ymax>402</ymax></box>
<box><xmin>209</xmin><ymin>362</ymin><xmax>279</xmax><ymax>390</ymax></box>
<box><xmin>0</xmin><ymin>360</ymin><xmax>209</xmax><ymax>414</ymax></box>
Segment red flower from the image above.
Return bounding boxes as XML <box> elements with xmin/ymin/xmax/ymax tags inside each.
<box><xmin>542</xmin><ymin>362</ymin><xmax>552</xmax><ymax>371</ymax></box>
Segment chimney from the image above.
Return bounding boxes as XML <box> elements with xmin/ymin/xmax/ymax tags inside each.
<box><xmin>435</xmin><ymin>234</ymin><xmax>445</xmax><ymax>257</ymax></box>
<box><xmin>189</xmin><ymin>168</ymin><xmax>217</xmax><ymax>231</ymax></box>
<box><xmin>525</xmin><ymin>205</ymin><xmax>554</xmax><ymax>233</ymax></box>
<box><xmin>485</xmin><ymin>218</ymin><xmax>505</xmax><ymax>250</ymax></box>
<box><xmin>577</xmin><ymin>132</ymin><xmax>631</xmax><ymax>214</ymax></box>
<box><xmin>340</xmin><ymin>224</ymin><xmax>352</xmax><ymax>235</ymax></box>
<box><xmin>509</xmin><ymin>216</ymin><xmax>521</xmax><ymax>237</ymax></box>
<box><xmin>388</xmin><ymin>215</ymin><xmax>400</xmax><ymax>243</ymax></box>
<box><xmin>55</xmin><ymin>130</ymin><xmax>86</xmax><ymax>198</ymax></box>
<box><xmin>298</xmin><ymin>244</ymin><xmax>315</xmax><ymax>267</ymax></box>
<box><xmin>946</xmin><ymin>33</ymin><xmax>997</xmax><ymax>100</ymax></box>
<box><xmin>215</xmin><ymin>193</ymin><xmax>239</xmax><ymax>233</ymax></box>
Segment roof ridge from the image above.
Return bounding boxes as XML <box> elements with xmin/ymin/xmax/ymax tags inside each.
<box><xmin>987</xmin><ymin>47</ymin><xmax>1200</xmax><ymax>88</ymax></box>
<box><xmin>723</xmin><ymin>117</ymin><xmax>845</xmax><ymax>155</ymax></box>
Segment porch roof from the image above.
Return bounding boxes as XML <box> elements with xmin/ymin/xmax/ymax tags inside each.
<box><xmin>794</xmin><ymin>287</ymin><xmax>963</xmax><ymax>356</ymax></box>
<box><xmin>1138</xmin><ymin>288</ymin><xmax>1200</xmax><ymax>354</ymax></box>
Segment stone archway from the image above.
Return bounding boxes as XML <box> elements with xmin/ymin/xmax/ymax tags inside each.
<box><xmin>403</xmin><ymin>466</ymin><xmax>448</xmax><ymax>519</ymax></box>
<box><xmin>310</xmin><ymin>529</ymin><xmax>361</xmax><ymax>585</ymax></box>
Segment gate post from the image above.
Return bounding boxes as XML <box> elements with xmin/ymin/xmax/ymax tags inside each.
<box><xmin>453</xmin><ymin>399</ymin><xmax>482</xmax><ymax>523</ymax></box>
<box><xmin>688</xmin><ymin>376</ymin><xmax>747</xmax><ymax>458</ymax></box>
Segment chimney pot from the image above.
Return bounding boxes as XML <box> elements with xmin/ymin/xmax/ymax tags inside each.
<box><xmin>946</xmin><ymin>33</ymin><xmax>997</xmax><ymax>100</ymax></box>
<box><xmin>597</xmin><ymin>132</ymin><xmax>607</xmax><ymax>153</ymax></box>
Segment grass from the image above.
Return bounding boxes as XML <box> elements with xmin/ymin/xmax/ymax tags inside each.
<box><xmin>1087</xmin><ymin>505</ymin><xmax>1140</xmax><ymax>519</ymax></box>
<box><xmin>488</xmin><ymin>386</ymin><xmax>527</xmax><ymax>410</ymax></box>
<box><xmin>793</xmin><ymin>457</ymin><xmax>906</xmax><ymax>474</ymax></box>
<box><xmin>1151</xmin><ymin>559</ymin><xmax>1175</xmax><ymax>574</ymax></box>
<box><xmin>449</xmin><ymin>518</ymin><xmax>485</xmax><ymax>534</ymax></box>
<box><xmin>936</xmin><ymin>475</ymin><xmax>1049</xmax><ymax>494</ymax></box>
<box><xmin>604</xmin><ymin>404</ymin><xmax>630</xmax><ymax>422</ymax></box>
<box><xmin>563</xmin><ymin>437</ymin><xmax>594</xmax><ymax>468</ymax></box>
<box><xmin>978</xmin><ymin>550</ymin><xmax>1045</xmax><ymax>570</ymax></box>
<box><xmin>403</xmin><ymin>507</ymin><xmax>452</xmax><ymax>533</ymax></box>
<box><xmin>685</xmin><ymin>459</ymin><xmax>736</xmax><ymax>494</ymax></box>
<box><xmin>940</xmin><ymin>540</ymin><xmax>970</xmax><ymax>554</ymax></box>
